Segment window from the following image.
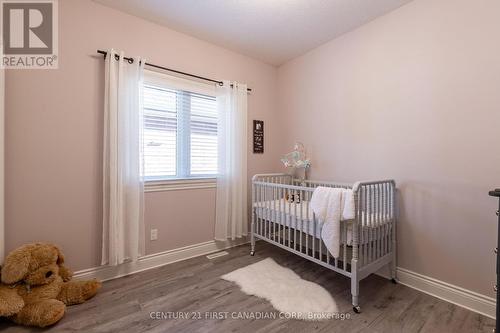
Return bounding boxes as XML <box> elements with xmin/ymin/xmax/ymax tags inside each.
<box><xmin>143</xmin><ymin>71</ymin><xmax>218</xmax><ymax>181</ymax></box>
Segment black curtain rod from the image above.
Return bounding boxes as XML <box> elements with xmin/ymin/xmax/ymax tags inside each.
<box><xmin>97</xmin><ymin>50</ymin><xmax>252</xmax><ymax>92</ymax></box>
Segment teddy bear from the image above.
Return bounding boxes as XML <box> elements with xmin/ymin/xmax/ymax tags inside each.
<box><xmin>0</xmin><ymin>243</ymin><xmax>101</xmax><ymax>327</ymax></box>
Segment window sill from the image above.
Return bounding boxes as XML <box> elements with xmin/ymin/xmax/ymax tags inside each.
<box><xmin>145</xmin><ymin>178</ymin><xmax>217</xmax><ymax>192</ymax></box>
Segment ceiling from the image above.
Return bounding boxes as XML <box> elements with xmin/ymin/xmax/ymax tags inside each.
<box><xmin>94</xmin><ymin>0</ymin><xmax>414</xmax><ymax>66</ymax></box>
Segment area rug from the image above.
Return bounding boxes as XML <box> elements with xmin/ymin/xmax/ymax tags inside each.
<box><xmin>221</xmin><ymin>258</ymin><xmax>338</xmax><ymax>320</ymax></box>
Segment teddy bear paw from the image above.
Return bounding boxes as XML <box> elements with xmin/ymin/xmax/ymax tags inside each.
<box><xmin>13</xmin><ymin>299</ymin><xmax>66</xmax><ymax>328</ymax></box>
<box><xmin>58</xmin><ymin>279</ymin><xmax>102</xmax><ymax>305</ymax></box>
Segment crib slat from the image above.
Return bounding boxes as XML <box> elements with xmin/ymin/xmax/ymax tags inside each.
<box><xmin>263</xmin><ymin>182</ymin><xmax>266</xmax><ymax>239</ymax></box>
<box><xmin>356</xmin><ymin>190</ymin><xmax>364</xmax><ymax>266</ymax></box>
<box><xmin>391</xmin><ymin>184</ymin><xmax>395</xmax><ymax>254</ymax></box>
<box><xmin>300</xmin><ymin>189</ymin><xmax>304</xmax><ymax>253</ymax></box>
<box><xmin>293</xmin><ymin>190</ymin><xmax>296</xmax><ymax>250</ymax></box>
<box><xmin>305</xmin><ymin>198</ymin><xmax>311</xmax><ymax>254</ymax></box>
<box><xmin>366</xmin><ymin>185</ymin><xmax>369</xmax><ymax>265</ymax></box>
<box><xmin>262</xmin><ymin>180</ymin><xmax>272</xmax><ymax>240</ymax></box>
<box><xmin>327</xmin><ymin>245</ymin><xmax>331</xmax><ymax>265</ymax></box>
<box><xmin>262</xmin><ymin>182</ymin><xmax>266</xmax><ymax>239</ymax></box>
<box><xmin>255</xmin><ymin>183</ymin><xmax>259</xmax><ymax>236</ymax></box>
<box><xmin>343</xmin><ymin>221</ymin><xmax>347</xmax><ymax>270</ymax></box>
<box><xmin>288</xmin><ymin>194</ymin><xmax>291</xmax><ymax>247</ymax></box>
<box><xmin>276</xmin><ymin>187</ymin><xmax>280</xmax><ymax>243</ymax></box>
<box><xmin>319</xmin><ymin>218</ymin><xmax>323</xmax><ymax>261</ymax></box>
<box><xmin>367</xmin><ymin>186</ymin><xmax>371</xmax><ymax>264</ymax></box>
<box><xmin>260</xmin><ymin>183</ymin><xmax>263</xmax><ymax>238</ymax></box>
<box><xmin>269</xmin><ymin>181</ymin><xmax>272</xmax><ymax>240</ymax></box>
<box><xmin>388</xmin><ymin>183</ymin><xmax>392</xmax><ymax>255</ymax></box>
<box><xmin>312</xmin><ymin>213</ymin><xmax>316</xmax><ymax>259</ymax></box>
<box><xmin>284</xmin><ymin>187</ymin><xmax>288</xmax><ymax>245</ymax></box>
<box><xmin>384</xmin><ymin>183</ymin><xmax>388</xmax><ymax>256</ymax></box>
<box><xmin>284</xmin><ymin>190</ymin><xmax>288</xmax><ymax>246</ymax></box>
<box><xmin>387</xmin><ymin>182</ymin><xmax>390</xmax><ymax>256</ymax></box>
<box><xmin>372</xmin><ymin>185</ymin><xmax>376</xmax><ymax>262</ymax></box>
<box><xmin>388</xmin><ymin>184</ymin><xmax>392</xmax><ymax>254</ymax></box>
<box><xmin>371</xmin><ymin>185</ymin><xmax>375</xmax><ymax>263</ymax></box>
<box><xmin>376</xmin><ymin>184</ymin><xmax>380</xmax><ymax>260</ymax></box>
<box><xmin>268</xmin><ymin>182</ymin><xmax>271</xmax><ymax>241</ymax></box>
<box><xmin>378</xmin><ymin>184</ymin><xmax>382</xmax><ymax>257</ymax></box>
<box><xmin>382</xmin><ymin>183</ymin><xmax>386</xmax><ymax>256</ymax></box>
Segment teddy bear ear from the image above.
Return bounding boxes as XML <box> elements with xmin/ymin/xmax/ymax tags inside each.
<box><xmin>1</xmin><ymin>247</ymin><xmax>31</xmax><ymax>284</ymax></box>
<box><xmin>52</xmin><ymin>245</ymin><xmax>65</xmax><ymax>265</ymax></box>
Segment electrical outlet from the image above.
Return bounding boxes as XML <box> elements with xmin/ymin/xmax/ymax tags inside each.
<box><xmin>150</xmin><ymin>228</ymin><xmax>158</xmax><ymax>241</ymax></box>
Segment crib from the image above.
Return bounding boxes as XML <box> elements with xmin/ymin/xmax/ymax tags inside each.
<box><xmin>250</xmin><ymin>174</ymin><xmax>397</xmax><ymax>313</ymax></box>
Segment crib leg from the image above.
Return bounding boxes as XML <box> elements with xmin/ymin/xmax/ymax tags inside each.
<box><xmin>250</xmin><ymin>217</ymin><xmax>256</xmax><ymax>256</ymax></box>
<box><xmin>351</xmin><ymin>260</ymin><xmax>360</xmax><ymax>313</ymax></box>
<box><xmin>390</xmin><ymin>253</ymin><xmax>397</xmax><ymax>283</ymax></box>
<box><xmin>390</xmin><ymin>228</ymin><xmax>397</xmax><ymax>283</ymax></box>
<box><xmin>351</xmin><ymin>278</ymin><xmax>360</xmax><ymax>313</ymax></box>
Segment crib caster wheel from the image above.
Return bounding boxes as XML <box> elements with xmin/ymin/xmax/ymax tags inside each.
<box><xmin>353</xmin><ymin>306</ymin><xmax>361</xmax><ymax>314</ymax></box>
<box><xmin>250</xmin><ymin>251</ymin><xmax>255</xmax><ymax>256</ymax></box>
<box><xmin>391</xmin><ymin>278</ymin><xmax>397</xmax><ymax>284</ymax></box>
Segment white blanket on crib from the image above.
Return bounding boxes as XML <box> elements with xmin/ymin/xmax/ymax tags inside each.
<box><xmin>310</xmin><ymin>187</ymin><xmax>355</xmax><ymax>258</ymax></box>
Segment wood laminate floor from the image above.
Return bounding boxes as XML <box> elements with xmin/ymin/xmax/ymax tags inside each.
<box><xmin>0</xmin><ymin>242</ymin><xmax>495</xmax><ymax>333</ymax></box>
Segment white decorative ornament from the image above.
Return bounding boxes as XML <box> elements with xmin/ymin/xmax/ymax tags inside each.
<box><xmin>281</xmin><ymin>142</ymin><xmax>311</xmax><ymax>169</ymax></box>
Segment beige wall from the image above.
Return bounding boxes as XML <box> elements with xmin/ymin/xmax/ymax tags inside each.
<box><xmin>277</xmin><ymin>0</ymin><xmax>500</xmax><ymax>297</ymax></box>
<box><xmin>5</xmin><ymin>0</ymin><xmax>280</xmax><ymax>271</ymax></box>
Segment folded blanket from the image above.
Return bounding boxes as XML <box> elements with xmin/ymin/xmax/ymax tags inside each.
<box><xmin>310</xmin><ymin>187</ymin><xmax>354</xmax><ymax>258</ymax></box>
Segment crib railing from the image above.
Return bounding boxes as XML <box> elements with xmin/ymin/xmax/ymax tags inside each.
<box><xmin>251</xmin><ymin>174</ymin><xmax>396</xmax><ymax>272</ymax></box>
<box><xmin>252</xmin><ymin>179</ymin><xmax>350</xmax><ymax>273</ymax></box>
<box><xmin>353</xmin><ymin>180</ymin><xmax>396</xmax><ymax>268</ymax></box>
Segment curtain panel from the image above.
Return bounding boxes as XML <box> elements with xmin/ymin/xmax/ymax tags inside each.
<box><xmin>102</xmin><ymin>49</ymin><xmax>145</xmax><ymax>266</ymax></box>
<box><xmin>215</xmin><ymin>81</ymin><xmax>248</xmax><ymax>241</ymax></box>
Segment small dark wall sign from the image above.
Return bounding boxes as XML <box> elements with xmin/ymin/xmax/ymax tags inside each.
<box><xmin>253</xmin><ymin>120</ymin><xmax>264</xmax><ymax>154</ymax></box>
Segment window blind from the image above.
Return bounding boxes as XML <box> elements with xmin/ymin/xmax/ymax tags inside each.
<box><xmin>190</xmin><ymin>92</ymin><xmax>218</xmax><ymax>175</ymax></box>
<box><xmin>143</xmin><ymin>79</ymin><xmax>218</xmax><ymax>180</ymax></box>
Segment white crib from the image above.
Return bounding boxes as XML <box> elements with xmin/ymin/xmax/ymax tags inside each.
<box><xmin>250</xmin><ymin>174</ymin><xmax>397</xmax><ymax>313</ymax></box>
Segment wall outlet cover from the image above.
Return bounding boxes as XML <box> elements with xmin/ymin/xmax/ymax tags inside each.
<box><xmin>150</xmin><ymin>229</ymin><xmax>158</xmax><ymax>241</ymax></box>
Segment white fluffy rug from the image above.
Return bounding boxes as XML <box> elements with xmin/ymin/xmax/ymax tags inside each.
<box><xmin>221</xmin><ymin>258</ymin><xmax>338</xmax><ymax>320</ymax></box>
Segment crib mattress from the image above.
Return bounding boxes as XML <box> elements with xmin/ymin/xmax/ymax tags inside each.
<box><xmin>253</xmin><ymin>199</ymin><xmax>391</xmax><ymax>243</ymax></box>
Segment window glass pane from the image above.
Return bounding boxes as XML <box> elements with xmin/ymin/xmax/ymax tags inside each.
<box><xmin>143</xmin><ymin>84</ymin><xmax>177</xmax><ymax>178</ymax></box>
<box><xmin>189</xmin><ymin>93</ymin><xmax>218</xmax><ymax>175</ymax></box>
<box><xmin>142</xmin><ymin>72</ymin><xmax>218</xmax><ymax>180</ymax></box>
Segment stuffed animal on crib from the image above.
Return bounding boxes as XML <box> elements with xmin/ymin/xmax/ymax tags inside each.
<box><xmin>285</xmin><ymin>193</ymin><xmax>301</xmax><ymax>204</ymax></box>
<box><xmin>0</xmin><ymin>243</ymin><xmax>101</xmax><ymax>327</ymax></box>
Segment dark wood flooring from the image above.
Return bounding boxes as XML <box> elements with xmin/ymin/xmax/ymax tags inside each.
<box><xmin>0</xmin><ymin>242</ymin><xmax>495</xmax><ymax>332</ymax></box>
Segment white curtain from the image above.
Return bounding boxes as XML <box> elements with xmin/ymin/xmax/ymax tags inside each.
<box><xmin>102</xmin><ymin>49</ymin><xmax>145</xmax><ymax>266</ymax></box>
<box><xmin>215</xmin><ymin>81</ymin><xmax>248</xmax><ymax>241</ymax></box>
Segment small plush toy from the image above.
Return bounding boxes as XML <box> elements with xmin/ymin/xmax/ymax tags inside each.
<box><xmin>0</xmin><ymin>243</ymin><xmax>101</xmax><ymax>327</ymax></box>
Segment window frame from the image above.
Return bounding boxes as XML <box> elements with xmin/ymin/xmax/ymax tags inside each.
<box><xmin>142</xmin><ymin>70</ymin><xmax>219</xmax><ymax>185</ymax></box>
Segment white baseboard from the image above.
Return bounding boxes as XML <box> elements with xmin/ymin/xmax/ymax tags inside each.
<box><xmin>377</xmin><ymin>267</ymin><xmax>496</xmax><ymax>319</ymax></box>
<box><xmin>74</xmin><ymin>238</ymin><xmax>248</xmax><ymax>282</ymax></box>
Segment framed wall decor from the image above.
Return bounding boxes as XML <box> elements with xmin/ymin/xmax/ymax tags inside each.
<box><xmin>253</xmin><ymin>120</ymin><xmax>264</xmax><ymax>154</ymax></box>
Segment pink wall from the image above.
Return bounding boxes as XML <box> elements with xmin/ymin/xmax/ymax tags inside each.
<box><xmin>6</xmin><ymin>0</ymin><xmax>497</xmax><ymax>300</ymax></box>
<box><xmin>144</xmin><ymin>189</ymin><xmax>216</xmax><ymax>255</ymax></box>
<box><xmin>277</xmin><ymin>0</ymin><xmax>500</xmax><ymax>296</ymax></box>
<box><xmin>5</xmin><ymin>0</ymin><xmax>281</xmax><ymax>271</ymax></box>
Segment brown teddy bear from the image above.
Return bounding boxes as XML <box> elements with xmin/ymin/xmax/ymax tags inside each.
<box><xmin>0</xmin><ymin>243</ymin><xmax>101</xmax><ymax>327</ymax></box>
